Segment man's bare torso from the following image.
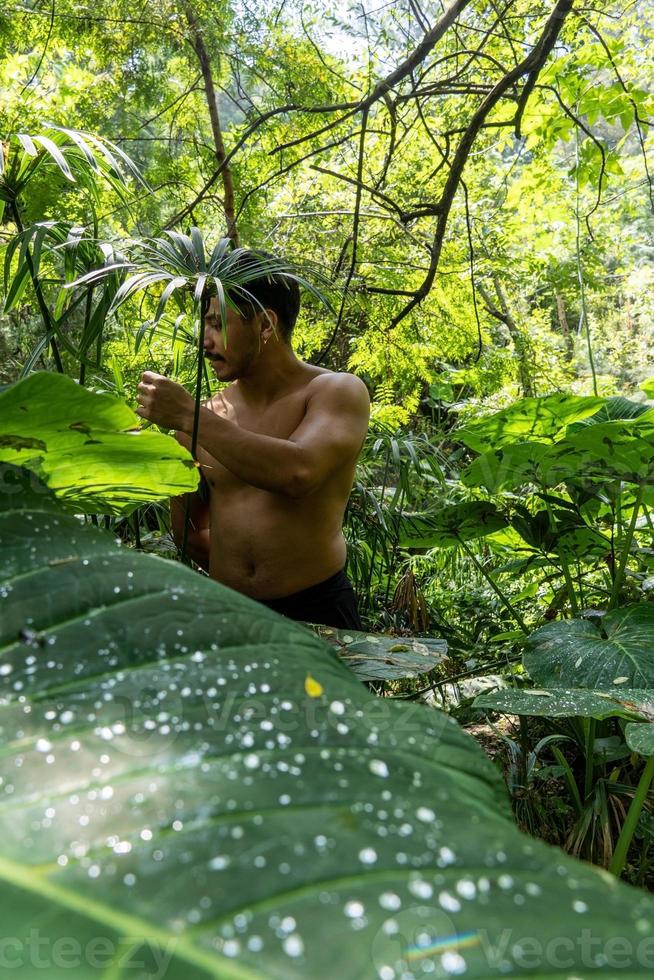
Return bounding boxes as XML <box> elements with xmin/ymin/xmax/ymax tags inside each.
<box><xmin>196</xmin><ymin>364</ymin><xmax>360</xmax><ymax>600</ymax></box>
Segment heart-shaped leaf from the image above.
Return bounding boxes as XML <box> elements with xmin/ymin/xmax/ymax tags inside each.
<box><xmin>310</xmin><ymin>625</ymin><xmax>447</xmax><ymax>681</ymax></box>
<box><xmin>459</xmin><ymin>394</ymin><xmax>604</xmax><ymax>452</ymax></box>
<box><xmin>0</xmin><ymin>373</ymin><xmax>198</xmax><ymax>514</ymax></box>
<box><xmin>567</xmin><ymin>397</ymin><xmax>653</xmax><ymax>429</ymax></box>
<box><xmin>3</xmin><ymin>479</ymin><xmax>654</xmax><ymax>977</ymax></box>
<box><xmin>398</xmin><ymin>502</ymin><xmax>506</xmax><ymax>548</ymax></box>
<box><xmin>525</xmin><ymin>607</ymin><xmax>654</xmax><ymax>690</ymax></box>
<box><xmin>626</xmin><ymin>722</ymin><xmax>654</xmax><ymax>757</ymax></box>
<box><xmin>539</xmin><ymin>419</ymin><xmax>654</xmax><ymax>487</ymax></box>
<box><xmin>461</xmin><ymin>442</ymin><xmax>550</xmax><ymax>492</ymax></box>
<box><xmin>474</xmin><ymin>688</ymin><xmax>654</xmax><ymax>722</ymax></box>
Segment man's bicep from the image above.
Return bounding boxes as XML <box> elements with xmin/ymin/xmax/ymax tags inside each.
<box><xmin>289</xmin><ymin>376</ymin><xmax>370</xmax><ymax>476</ymax></box>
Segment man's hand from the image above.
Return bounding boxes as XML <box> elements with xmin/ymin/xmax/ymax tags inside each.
<box><xmin>136</xmin><ymin>372</ymin><xmax>195</xmax><ymax>431</ymax></box>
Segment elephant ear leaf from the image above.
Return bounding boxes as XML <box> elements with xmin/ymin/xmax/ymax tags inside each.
<box><xmin>640</xmin><ymin>377</ymin><xmax>654</xmax><ymax>399</ymax></box>
<box><xmin>461</xmin><ymin>442</ymin><xmax>549</xmax><ymax>492</ymax></box>
<box><xmin>459</xmin><ymin>393</ymin><xmax>604</xmax><ymax>452</ymax></box>
<box><xmin>525</xmin><ymin>606</ymin><xmax>654</xmax><ymax>690</ymax></box>
<box><xmin>538</xmin><ymin>418</ymin><xmax>654</xmax><ymax>488</ymax></box>
<box><xmin>0</xmin><ymin>462</ymin><xmax>62</xmax><ymax>513</ymax></box>
<box><xmin>475</xmin><ymin>687</ymin><xmax>654</xmax><ymax>722</ymax></box>
<box><xmin>566</xmin><ymin>396</ymin><xmax>654</xmax><ymax>429</ymax></box>
<box><xmin>2</xmin><ymin>485</ymin><xmax>654</xmax><ymax>978</ymax></box>
<box><xmin>399</xmin><ymin>501</ymin><xmax>506</xmax><ymax>548</ymax></box>
<box><xmin>310</xmin><ymin>625</ymin><xmax>447</xmax><ymax>680</ymax></box>
<box><xmin>0</xmin><ymin>372</ymin><xmax>198</xmax><ymax>515</ymax></box>
<box><xmin>626</xmin><ymin>722</ymin><xmax>654</xmax><ymax>757</ymax></box>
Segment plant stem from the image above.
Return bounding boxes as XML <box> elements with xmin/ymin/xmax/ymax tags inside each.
<box><xmin>79</xmin><ymin>285</ymin><xmax>95</xmax><ymax>385</ymax></box>
<box><xmin>79</xmin><ymin>211</ymin><xmax>99</xmax><ymax>385</ymax></box>
<box><xmin>551</xmin><ymin>745</ymin><xmax>583</xmax><ymax>816</ymax></box>
<box><xmin>458</xmin><ymin>537</ymin><xmax>529</xmax><ymax>633</ymax></box>
<box><xmin>181</xmin><ymin>293</ymin><xmax>208</xmax><ymax>565</ymax></box>
<box><xmin>583</xmin><ymin>717</ymin><xmax>596</xmax><ymax>802</ymax></box>
<box><xmin>11</xmin><ymin>203</ymin><xmax>64</xmax><ymax>373</ymax></box>
<box><xmin>519</xmin><ymin>715</ymin><xmax>530</xmax><ymax>791</ymax></box>
<box><xmin>575</xmin><ymin>126</ymin><xmax>598</xmax><ymax>396</ymax></box>
<box><xmin>609</xmin><ymin>754</ymin><xmax>654</xmax><ymax>878</ymax></box>
<box><xmin>543</xmin><ymin>499</ymin><xmax>579</xmax><ymax>616</ymax></box>
<box><xmin>131</xmin><ymin>510</ymin><xmax>142</xmax><ymax>550</ymax></box>
<box><xmin>384</xmin><ymin>483</ymin><xmax>406</xmax><ymax>609</ymax></box>
<box><xmin>609</xmin><ymin>482</ymin><xmax>644</xmax><ymax>609</ymax></box>
<box><xmin>365</xmin><ymin>449</ymin><xmax>391</xmax><ymax>600</ymax></box>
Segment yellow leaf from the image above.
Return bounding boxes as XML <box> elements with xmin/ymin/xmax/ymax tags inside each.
<box><xmin>305</xmin><ymin>674</ymin><xmax>323</xmax><ymax>698</ymax></box>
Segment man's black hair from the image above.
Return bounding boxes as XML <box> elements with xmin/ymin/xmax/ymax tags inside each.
<box><xmin>229</xmin><ymin>249</ymin><xmax>300</xmax><ymax>342</ymax></box>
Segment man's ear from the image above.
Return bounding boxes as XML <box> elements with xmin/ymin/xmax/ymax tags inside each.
<box><xmin>260</xmin><ymin>308</ymin><xmax>279</xmax><ymax>343</ymax></box>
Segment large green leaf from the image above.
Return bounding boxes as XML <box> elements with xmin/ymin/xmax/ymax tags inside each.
<box><xmin>539</xmin><ymin>419</ymin><xmax>654</xmax><ymax>488</ymax></box>
<box><xmin>0</xmin><ymin>372</ymin><xmax>198</xmax><ymax>514</ymax></box>
<box><xmin>398</xmin><ymin>502</ymin><xmax>507</xmax><ymax>548</ymax></box>
<box><xmin>510</xmin><ymin>506</ymin><xmax>609</xmax><ymax>559</ymax></box>
<box><xmin>525</xmin><ymin>607</ymin><xmax>654</xmax><ymax>690</ymax></box>
<box><xmin>3</xmin><ymin>485</ymin><xmax>654</xmax><ymax>974</ymax></box>
<box><xmin>459</xmin><ymin>394</ymin><xmax>604</xmax><ymax>452</ymax></box>
<box><xmin>464</xmin><ymin>414</ymin><xmax>654</xmax><ymax>493</ymax></box>
<box><xmin>461</xmin><ymin>442</ymin><xmax>550</xmax><ymax>492</ymax></box>
<box><xmin>567</xmin><ymin>397</ymin><xmax>654</xmax><ymax>429</ymax></box>
<box><xmin>626</xmin><ymin>722</ymin><xmax>654</xmax><ymax>757</ymax></box>
<box><xmin>474</xmin><ymin>688</ymin><xmax>654</xmax><ymax>722</ymax></box>
<box><xmin>309</xmin><ymin>625</ymin><xmax>447</xmax><ymax>681</ymax></box>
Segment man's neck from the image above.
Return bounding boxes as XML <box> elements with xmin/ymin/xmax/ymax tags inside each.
<box><xmin>236</xmin><ymin>342</ymin><xmax>306</xmax><ymax>405</ymax></box>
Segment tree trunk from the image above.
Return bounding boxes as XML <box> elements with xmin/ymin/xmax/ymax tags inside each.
<box><xmin>478</xmin><ymin>278</ymin><xmax>534</xmax><ymax>397</ymax></box>
<box><xmin>492</xmin><ymin>277</ymin><xmax>534</xmax><ymax>397</ymax></box>
<box><xmin>556</xmin><ymin>292</ymin><xmax>574</xmax><ymax>357</ymax></box>
<box><xmin>184</xmin><ymin>4</ymin><xmax>239</xmax><ymax>245</ymax></box>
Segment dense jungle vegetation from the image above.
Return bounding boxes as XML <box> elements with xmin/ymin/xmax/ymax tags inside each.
<box><xmin>2</xmin><ymin>0</ymin><xmax>654</xmax><ymax>977</ymax></box>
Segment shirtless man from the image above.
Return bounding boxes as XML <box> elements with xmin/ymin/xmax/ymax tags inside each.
<box><xmin>135</xmin><ymin>253</ymin><xmax>370</xmax><ymax>629</ymax></box>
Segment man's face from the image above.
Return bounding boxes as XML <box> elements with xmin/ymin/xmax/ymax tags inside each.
<box><xmin>202</xmin><ymin>298</ymin><xmax>261</xmax><ymax>381</ymax></box>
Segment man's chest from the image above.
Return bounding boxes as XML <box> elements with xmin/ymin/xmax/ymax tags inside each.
<box><xmin>199</xmin><ymin>390</ymin><xmax>308</xmax><ymax>490</ymax></box>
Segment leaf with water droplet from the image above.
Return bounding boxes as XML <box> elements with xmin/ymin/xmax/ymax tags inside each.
<box><xmin>304</xmin><ymin>674</ymin><xmax>323</xmax><ymax>698</ymax></box>
<box><xmin>1</xmin><ymin>482</ymin><xmax>654</xmax><ymax>978</ymax></box>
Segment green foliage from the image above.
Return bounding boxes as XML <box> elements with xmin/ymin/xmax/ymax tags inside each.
<box><xmin>399</xmin><ymin>502</ymin><xmax>507</xmax><ymax>549</ymax></box>
<box><xmin>0</xmin><ymin>373</ymin><xmax>198</xmax><ymax>514</ymax></box>
<box><xmin>460</xmin><ymin>394</ymin><xmax>605</xmax><ymax>452</ymax></box>
<box><xmin>475</xmin><ymin>688</ymin><xmax>654</xmax><ymax>723</ymax></box>
<box><xmin>4</xmin><ymin>472</ymin><xmax>654</xmax><ymax>976</ymax></box>
<box><xmin>473</xmin><ymin>607</ymin><xmax>654</xmax><ymax>874</ymax></box>
<box><xmin>3</xmin><ymin>0</ymin><xmax>654</xmax><ymax>924</ymax></box>
<box><xmin>525</xmin><ymin>608</ymin><xmax>654</xmax><ymax>690</ymax></box>
<box><xmin>627</xmin><ymin>724</ymin><xmax>654</xmax><ymax>758</ymax></box>
<box><xmin>310</xmin><ymin>624</ymin><xmax>448</xmax><ymax>681</ymax></box>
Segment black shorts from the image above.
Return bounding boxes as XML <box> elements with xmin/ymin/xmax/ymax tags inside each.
<box><xmin>260</xmin><ymin>569</ymin><xmax>363</xmax><ymax>630</ymax></box>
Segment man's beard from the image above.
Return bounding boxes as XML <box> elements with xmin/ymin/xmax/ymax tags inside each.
<box><xmin>206</xmin><ymin>348</ymin><xmax>256</xmax><ymax>381</ymax></box>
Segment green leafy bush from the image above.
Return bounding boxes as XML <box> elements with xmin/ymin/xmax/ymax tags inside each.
<box><xmin>2</xmin><ymin>466</ymin><xmax>654</xmax><ymax>976</ymax></box>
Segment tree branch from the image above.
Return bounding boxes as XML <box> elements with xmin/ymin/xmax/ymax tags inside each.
<box><xmin>270</xmin><ymin>0</ymin><xmax>473</xmax><ymax>157</ymax></box>
<box><xmin>389</xmin><ymin>0</ymin><xmax>574</xmax><ymax>329</ymax></box>
<box><xmin>313</xmin><ymin>109</ymin><xmax>370</xmax><ymax>366</ymax></box>
<box><xmin>184</xmin><ymin>4</ymin><xmax>239</xmax><ymax>244</ymax></box>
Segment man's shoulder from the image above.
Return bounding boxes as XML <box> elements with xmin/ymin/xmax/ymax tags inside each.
<box><xmin>306</xmin><ymin>369</ymin><xmax>370</xmax><ymax>405</ymax></box>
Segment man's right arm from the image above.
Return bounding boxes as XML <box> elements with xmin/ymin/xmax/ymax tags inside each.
<box><xmin>170</xmin><ymin>431</ymin><xmax>211</xmax><ymax>571</ymax></box>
